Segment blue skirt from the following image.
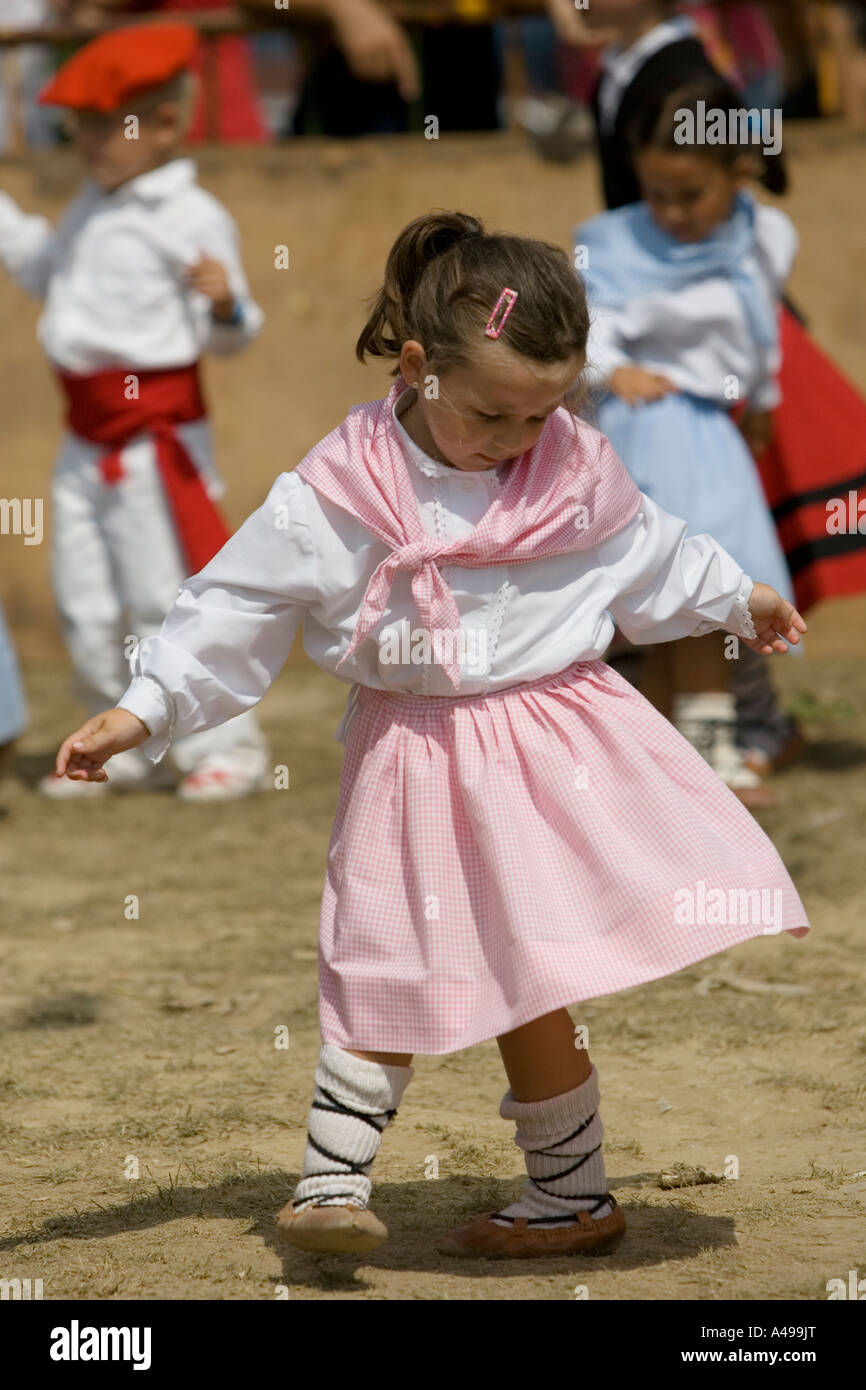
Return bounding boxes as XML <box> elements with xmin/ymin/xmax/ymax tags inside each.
<box><xmin>0</xmin><ymin>603</ymin><xmax>27</xmax><ymax>745</ymax></box>
<box><xmin>596</xmin><ymin>392</ymin><xmax>794</xmax><ymax>603</ymax></box>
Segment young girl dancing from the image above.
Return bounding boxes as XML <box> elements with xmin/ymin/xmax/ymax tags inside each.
<box><xmin>55</xmin><ymin>212</ymin><xmax>809</xmax><ymax>1261</ymax></box>
<box><xmin>576</xmin><ymin>74</ymin><xmax>799</xmax><ymax>800</ymax></box>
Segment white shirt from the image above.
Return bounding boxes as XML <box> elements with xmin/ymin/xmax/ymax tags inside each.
<box><xmin>119</xmin><ymin>387</ymin><xmax>756</xmax><ymax>762</ymax></box>
<box><xmin>0</xmin><ymin>158</ymin><xmax>263</xmax><ymax>372</ymax></box>
<box><xmin>581</xmin><ymin>204</ymin><xmax>798</xmax><ymax>410</ymax></box>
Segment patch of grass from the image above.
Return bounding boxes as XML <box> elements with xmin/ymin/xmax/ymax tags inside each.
<box><xmin>36</xmin><ymin>1168</ymin><xmax>78</xmax><ymax>1185</ymax></box>
<box><xmin>807</xmin><ymin>1162</ymin><xmax>859</xmax><ymax>1187</ymax></box>
<box><xmin>786</xmin><ymin>689</ymin><xmax>859</xmax><ymax>730</ymax></box>
<box><xmin>17</xmin><ymin>994</ymin><xmax>101</xmax><ymax>1030</ymax></box>
<box><xmin>607</xmin><ymin>1138</ymin><xmax>645</xmax><ymax>1158</ymax></box>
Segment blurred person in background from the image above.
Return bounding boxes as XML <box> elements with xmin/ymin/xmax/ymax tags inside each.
<box><xmin>0</xmin><ymin>22</ymin><xmax>271</xmax><ymax>800</ymax></box>
<box><xmin>576</xmin><ymin>73</ymin><xmax>798</xmax><ymax>803</ymax></box>
<box><xmin>241</xmin><ymin>0</ymin><xmax>501</xmax><ymax>136</ymax></box>
<box><xmin>549</xmin><ymin>0</ymin><xmax>806</xmax><ymax>785</ymax></box>
<box><xmin>555</xmin><ymin>0</ymin><xmax>866</xmax><ymax>783</ymax></box>
<box><xmin>0</xmin><ymin>0</ymin><xmax>57</xmax><ymax>152</ymax></box>
<box><xmin>690</xmin><ymin>2</ymin><xmax>785</xmax><ymax>107</ymax></box>
<box><xmin>54</xmin><ymin>0</ymin><xmax>268</xmax><ymax>139</ymax></box>
<box><xmin>0</xmin><ymin>600</ymin><xmax>28</xmax><ymax>793</ymax></box>
<box><xmin>821</xmin><ymin>0</ymin><xmax>866</xmax><ymax>125</ymax></box>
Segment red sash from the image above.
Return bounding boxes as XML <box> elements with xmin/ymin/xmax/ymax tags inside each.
<box><xmin>55</xmin><ymin>363</ymin><xmax>231</xmax><ymax>576</ymax></box>
<box><xmin>757</xmin><ymin>311</ymin><xmax>866</xmax><ymax>611</ymax></box>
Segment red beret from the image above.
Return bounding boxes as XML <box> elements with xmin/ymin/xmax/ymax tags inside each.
<box><xmin>38</xmin><ymin>23</ymin><xmax>199</xmax><ymax>113</ymax></box>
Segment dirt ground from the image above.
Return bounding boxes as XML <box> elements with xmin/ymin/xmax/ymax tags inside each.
<box><xmin>1</xmin><ymin>130</ymin><xmax>865</xmax><ymax>1301</ymax></box>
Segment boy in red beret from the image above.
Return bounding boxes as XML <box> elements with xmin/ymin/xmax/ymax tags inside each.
<box><xmin>0</xmin><ymin>22</ymin><xmax>270</xmax><ymax>799</ymax></box>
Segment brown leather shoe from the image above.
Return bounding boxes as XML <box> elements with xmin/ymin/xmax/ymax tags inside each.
<box><xmin>731</xmin><ymin>782</ymin><xmax>777</xmax><ymax>810</ymax></box>
<box><xmin>436</xmin><ymin>1196</ymin><xmax>626</xmax><ymax>1259</ymax></box>
<box><xmin>742</xmin><ymin>730</ymin><xmax>808</xmax><ymax>777</ymax></box>
<box><xmin>275</xmin><ymin>1201</ymin><xmax>388</xmax><ymax>1254</ymax></box>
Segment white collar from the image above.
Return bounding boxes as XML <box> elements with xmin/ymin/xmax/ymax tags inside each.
<box><xmin>106</xmin><ymin>157</ymin><xmax>198</xmax><ymax>205</ymax></box>
<box><xmin>598</xmin><ymin>15</ymin><xmax>695</xmax><ymax>135</ymax></box>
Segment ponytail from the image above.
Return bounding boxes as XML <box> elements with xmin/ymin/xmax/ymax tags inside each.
<box><xmin>356</xmin><ymin>210</ymin><xmax>590</xmax><ymax>377</ymax></box>
<box><xmin>356</xmin><ymin>212</ymin><xmax>483</xmax><ymax>367</ymax></box>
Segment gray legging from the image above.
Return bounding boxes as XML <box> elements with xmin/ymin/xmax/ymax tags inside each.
<box><xmin>0</xmin><ymin>602</ymin><xmax>27</xmax><ymax>746</ymax></box>
<box><xmin>729</xmin><ymin>645</ymin><xmax>799</xmax><ymax>758</ymax></box>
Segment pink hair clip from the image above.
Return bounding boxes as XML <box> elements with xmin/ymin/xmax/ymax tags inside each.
<box><xmin>484</xmin><ymin>287</ymin><xmax>518</xmax><ymax>339</ymax></box>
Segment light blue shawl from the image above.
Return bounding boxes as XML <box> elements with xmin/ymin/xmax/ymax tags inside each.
<box><xmin>575</xmin><ymin>191</ymin><xmax>777</xmax><ymax>350</ymax></box>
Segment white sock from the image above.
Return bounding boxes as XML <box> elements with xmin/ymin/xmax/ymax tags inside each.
<box><xmin>673</xmin><ymin>691</ymin><xmax>761</xmax><ymax>789</ymax></box>
<box><xmin>492</xmin><ymin>1065</ymin><xmax>613</xmax><ymax>1229</ymax></box>
<box><xmin>291</xmin><ymin>1044</ymin><xmax>413</xmax><ymax>1211</ymax></box>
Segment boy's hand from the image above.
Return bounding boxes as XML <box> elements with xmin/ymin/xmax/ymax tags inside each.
<box><xmin>55</xmin><ymin>709</ymin><xmax>151</xmax><ymax>783</ymax></box>
<box><xmin>188</xmin><ymin>254</ymin><xmax>235</xmax><ymax>320</ymax></box>
<box><xmin>739</xmin><ymin>408</ymin><xmax>774</xmax><ymax>459</ymax></box>
<box><xmin>609</xmin><ymin>366</ymin><xmax>680</xmax><ymax>406</ymax></box>
<box><xmin>744</xmin><ymin>582</ymin><xmax>807</xmax><ymax>655</ymax></box>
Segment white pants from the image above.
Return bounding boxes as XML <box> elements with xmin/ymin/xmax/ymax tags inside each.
<box><xmin>52</xmin><ymin>425</ymin><xmax>269</xmax><ymax>776</ymax></box>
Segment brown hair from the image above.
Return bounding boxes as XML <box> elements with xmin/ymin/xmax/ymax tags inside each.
<box><xmin>626</xmin><ymin>75</ymin><xmax>788</xmax><ymax>196</ymax></box>
<box><xmin>356</xmin><ymin>211</ymin><xmax>590</xmax><ymax>379</ymax></box>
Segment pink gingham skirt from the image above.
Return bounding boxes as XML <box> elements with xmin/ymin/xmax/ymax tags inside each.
<box><xmin>318</xmin><ymin>660</ymin><xmax>809</xmax><ymax>1055</ymax></box>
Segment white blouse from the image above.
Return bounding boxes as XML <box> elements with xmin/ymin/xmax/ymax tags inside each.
<box><xmin>579</xmin><ymin>203</ymin><xmax>798</xmax><ymax>411</ymax></box>
<box><xmin>0</xmin><ymin>158</ymin><xmax>263</xmax><ymax>373</ymax></box>
<box><xmin>118</xmin><ymin>387</ymin><xmax>756</xmax><ymax>762</ymax></box>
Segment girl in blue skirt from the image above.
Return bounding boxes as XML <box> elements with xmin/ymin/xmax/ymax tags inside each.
<box><xmin>575</xmin><ymin>72</ymin><xmax>798</xmax><ymax>800</ymax></box>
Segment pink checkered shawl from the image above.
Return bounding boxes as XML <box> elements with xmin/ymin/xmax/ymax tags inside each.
<box><xmin>295</xmin><ymin>381</ymin><xmax>642</xmax><ymax>688</ymax></box>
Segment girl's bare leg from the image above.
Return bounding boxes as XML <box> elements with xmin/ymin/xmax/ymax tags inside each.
<box><xmin>346</xmin><ymin>1049</ymin><xmax>413</xmax><ymax>1066</ymax></box>
<box><xmin>483</xmin><ymin>1008</ymin><xmax>613</xmax><ymax>1231</ymax></box>
<box><xmin>497</xmin><ymin>1007</ymin><xmax>590</xmax><ymax>1100</ymax></box>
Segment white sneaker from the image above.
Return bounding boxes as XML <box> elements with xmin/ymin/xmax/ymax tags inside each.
<box><xmin>673</xmin><ymin>692</ymin><xmax>763</xmax><ymax>791</ymax></box>
<box><xmin>38</xmin><ymin>772</ymin><xmax>109</xmax><ymax>799</ymax></box>
<box><xmin>176</xmin><ymin>761</ymin><xmax>270</xmax><ymax>802</ymax></box>
<box><xmin>39</xmin><ymin>746</ymin><xmax>173</xmax><ymax>798</ymax></box>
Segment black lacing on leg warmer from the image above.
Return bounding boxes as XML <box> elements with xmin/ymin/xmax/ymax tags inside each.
<box><xmin>291</xmin><ymin>1084</ymin><xmax>397</xmax><ymax>1208</ymax></box>
<box><xmin>493</xmin><ymin>1112</ymin><xmax>613</xmax><ymax>1226</ymax></box>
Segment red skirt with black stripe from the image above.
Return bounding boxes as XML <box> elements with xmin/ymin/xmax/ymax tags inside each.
<box><xmin>759</xmin><ymin>310</ymin><xmax>866</xmax><ymax>611</ymax></box>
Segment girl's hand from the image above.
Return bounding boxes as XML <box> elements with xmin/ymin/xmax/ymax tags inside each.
<box><xmin>744</xmin><ymin>582</ymin><xmax>807</xmax><ymax>655</ymax></box>
<box><xmin>740</xmin><ymin>408</ymin><xmax>774</xmax><ymax>459</ymax></box>
<box><xmin>187</xmin><ymin>255</ymin><xmax>235</xmax><ymax>320</ymax></box>
<box><xmin>739</xmin><ymin>405</ymin><xmax>772</xmax><ymax>461</ymax></box>
<box><xmin>609</xmin><ymin>366</ymin><xmax>680</xmax><ymax>406</ymax></box>
<box><xmin>55</xmin><ymin>709</ymin><xmax>151</xmax><ymax>783</ymax></box>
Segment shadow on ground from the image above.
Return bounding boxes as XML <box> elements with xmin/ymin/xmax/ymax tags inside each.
<box><xmin>1</xmin><ymin>1170</ymin><xmax>736</xmax><ymax>1288</ymax></box>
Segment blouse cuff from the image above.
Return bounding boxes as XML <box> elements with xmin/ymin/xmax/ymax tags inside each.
<box><xmin>689</xmin><ymin>573</ymin><xmax>757</xmax><ymax>641</ymax></box>
<box><xmin>118</xmin><ymin>675</ymin><xmax>176</xmax><ymax>765</ymax></box>
<box><xmin>728</xmin><ymin>573</ymin><xmax>758</xmax><ymax>641</ymax></box>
